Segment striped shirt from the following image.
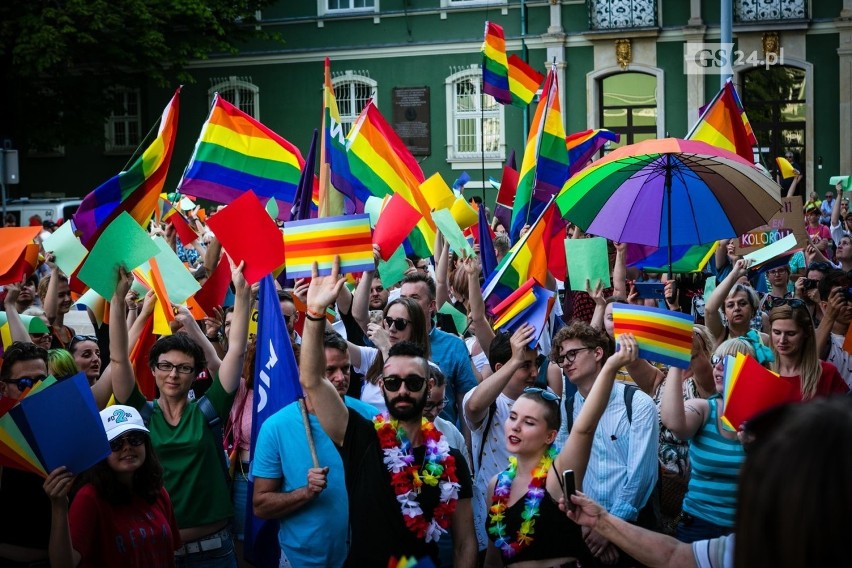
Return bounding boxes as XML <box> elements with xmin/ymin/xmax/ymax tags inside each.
<box><xmin>682</xmin><ymin>395</ymin><xmax>745</xmax><ymax>527</ymax></box>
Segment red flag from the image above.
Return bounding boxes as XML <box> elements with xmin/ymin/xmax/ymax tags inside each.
<box><xmin>131</xmin><ymin>317</ymin><xmax>158</xmax><ymax>400</ymax></box>
<box><xmin>195</xmin><ymin>254</ymin><xmax>232</xmax><ymax>315</ymax></box>
<box><xmin>168</xmin><ymin>213</ymin><xmax>199</xmax><ymax>246</ymax></box>
<box><xmin>372</xmin><ymin>194</ymin><xmax>422</xmax><ymax>261</ymax></box>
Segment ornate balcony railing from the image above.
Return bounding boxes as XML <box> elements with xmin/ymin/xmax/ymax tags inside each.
<box><xmin>588</xmin><ymin>0</ymin><xmax>657</xmax><ymax>31</ymax></box>
<box><xmin>735</xmin><ymin>0</ymin><xmax>807</xmax><ymax>23</ymax></box>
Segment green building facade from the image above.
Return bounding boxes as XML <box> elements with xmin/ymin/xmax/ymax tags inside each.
<box><xmin>16</xmin><ymin>0</ymin><xmax>851</xmax><ymax>207</ymax></box>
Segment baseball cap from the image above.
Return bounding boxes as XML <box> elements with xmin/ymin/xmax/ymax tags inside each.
<box><xmin>100</xmin><ymin>405</ymin><xmax>149</xmax><ymax>442</ymax></box>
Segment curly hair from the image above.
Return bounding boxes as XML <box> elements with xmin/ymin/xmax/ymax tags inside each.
<box><xmin>549</xmin><ymin>320</ymin><xmax>611</xmax><ymax>364</ymax></box>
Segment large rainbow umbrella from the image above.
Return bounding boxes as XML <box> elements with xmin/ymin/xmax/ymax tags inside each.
<box><xmin>555</xmin><ymin>138</ymin><xmax>781</xmax><ymax>276</ymax></box>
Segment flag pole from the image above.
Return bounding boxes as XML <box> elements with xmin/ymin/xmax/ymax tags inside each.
<box><xmin>298</xmin><ymin>398</ymin><xmax>320</xmax><ymax>468</ymax></box>
<box><xmin>524</xmin><ymin>60</ymin><xmax>555</xmax><ymax>228</ymax></box>
<box><xmin>480</xmin><ymin>57</ymin><xmax>487</xmax><ymax>204</ymax></box>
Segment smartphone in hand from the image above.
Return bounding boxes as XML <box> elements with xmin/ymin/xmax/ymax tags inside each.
<box><xmin>562</xmin><ymin>469</ymin><xmax>577</xmax><ymax>512</ymax></box>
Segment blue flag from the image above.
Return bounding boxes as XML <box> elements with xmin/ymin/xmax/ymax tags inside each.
<box><xmin>244</xmin><ymin>275</ymin><xmax>303</xmax><ymax>567</ymax></box>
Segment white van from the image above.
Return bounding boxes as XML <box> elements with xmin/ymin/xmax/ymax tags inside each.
<box><xmin>2</xmin><ymin>197</ymin><xmax>82</xmax><ymax>227</ymax></box>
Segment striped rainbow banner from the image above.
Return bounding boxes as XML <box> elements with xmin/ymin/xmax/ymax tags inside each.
<box><xmin>283</xmin><ymin>214</ymin><xmax>374</xmax><ymax>278</ymax></box>
<box><xmin>612</xmin><ymin>304</ymin><xmax>693</xmax><ymax>369</ymax></box>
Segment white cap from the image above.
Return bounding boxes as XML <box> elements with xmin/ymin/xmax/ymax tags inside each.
<box><xmin>100</xmin><ymin>405</ymin><xmax>149</xmax><ymax>442</ymax></box>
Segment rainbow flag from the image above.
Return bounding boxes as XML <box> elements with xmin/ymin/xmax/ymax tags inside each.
<box><xmin>611</xmin><ymin>304</ymin><xmax>693</xmax><ymax>369</ymax></box>
<box><xmin>481</xmin><ymin>22</ymin><xmax>511</xmax><ymax>104</ymax></box>
<box><xmin>482</xmin><ymin>199</ymin><xmax>552</xmax><ymax>312</ymax></box>
<box><xmin>179</xmin><ymin>95</ymin><xmax>305</xmax><ymax>219</ymax></box>
<box><xmin>282</xmin><ymin>214</ymin><xmax>374</xmax><ymax>278</ymax></box>
<box><xmin>687</xmin><ymin>79</ymin><xmax>756</xmax><ymax>163</ymax></box>
<box><xmin>343</xmin><ymin>102</ymin><xmax>435</xmax><ymax>257</ymax></box>
<box><xmin>507</xmin><ymin>55</ymin><xmax>544</xmax><ymax>108</ymax></box>
<box><xmin>626</xmin><ymin>242</ymin><xmax>718</xmax><ymax>274</ymax></box>
<box><xmin>319</xmin><ymin>57</ymin><xmax>346</xmax><ymax>216</ymax></box>
<box><xmin>73</xmin><ymin>89</ymin><xmax>180</xmax><ymax>249</ymax></box>
<box><xmin>509</xmin><ymin>66</ymin><xmax>569</xmax><ymax>241</ymax></box>
<box><xmin>566</xmin><ymin>128</ymin><xmax>620</xmax><ymax>177</ymax></box>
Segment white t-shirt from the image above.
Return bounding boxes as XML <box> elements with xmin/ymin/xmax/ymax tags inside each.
<box><xmin>353</xmin><ymin>345</ymin><xmax>387</xmax><ymax>413</ymax></box>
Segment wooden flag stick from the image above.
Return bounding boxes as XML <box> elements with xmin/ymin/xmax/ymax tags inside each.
<box><xmin>298</xmin><ymin>397</ymin><xmax>320</xmax><ymax>468</ymax></box>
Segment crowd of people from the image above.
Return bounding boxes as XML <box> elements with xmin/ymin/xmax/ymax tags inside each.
<box><xmin>1</xmin><ymin>187</ymin><xmax>851</xmax><ymax>568</ymax></box>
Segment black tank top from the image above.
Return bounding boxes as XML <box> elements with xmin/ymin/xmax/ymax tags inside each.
<box><xmin>487</xmin><ymin>487</ymin><xmax>592</xmax><ymax>565</ymax></box>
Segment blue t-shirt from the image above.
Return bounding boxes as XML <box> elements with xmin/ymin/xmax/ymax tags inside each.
<box><xmin>251</xmin><ymin>396</ymin><xmax>377</xmax><ymax>567</ymax></box>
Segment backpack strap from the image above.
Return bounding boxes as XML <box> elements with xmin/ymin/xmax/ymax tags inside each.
<box><xmin>476</xmin><ymin>402</ymin><xmax>498</xmax><ymax>472</ymax></box>
<box><xmin>139</xmin><ymin>400</ymin><xmax>155</xmax><ymax>426</ymax></box>
<box><xmin>623</xmin><ymin>384</ymin><xmax>638</xmax><ymax>424</ymax></box>
<box><xmin>197</xmin><ymin>395</ymin><xmax>230</xmax><ymax>484</ymax></box>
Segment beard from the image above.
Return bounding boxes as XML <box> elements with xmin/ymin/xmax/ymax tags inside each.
<box><xmin>384</xmin><ymin>388</ymin><xmax>428</xmax><ymax>421</ymax></box>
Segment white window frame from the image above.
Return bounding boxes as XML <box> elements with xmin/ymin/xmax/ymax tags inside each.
<box><xmin>440</xmin><ymin>0</ymin><xmax>507</xmax><ymax>6</ymax></box>
<box><xmin>331</xmin><ymin>71</ymin><xmax>377</xmax><ymax>136</ymax></box>
<box><xmin>104</xmin><ymin>88</ymin><xmax>142</xmax><ymax>154</ymax></box>
<box><xmin>318</xmin><ymin>0</ymin><xmax>379</xmax><ymax>16</ymax></box>
<box><xmin>209</xmin><ymin>76</ymin><xmax>260</xmax><ymax>119</ymax></box>
<box><xmin>445</xmin><ymin>65</ymin><xmax>505</xmax><ymax>168</ymax></box>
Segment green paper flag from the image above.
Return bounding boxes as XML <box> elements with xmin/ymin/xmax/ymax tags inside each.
<box><xmin>138</xmin><ymin>237</ymin><xmax>201</xmax><ymax>304</ymax></box>
<box><xmin>830</xmin><ymin>176</ymin><xmax>852</xmax><ymax>190</ymax></box>
<box><xmin>378</xmin><ymin>245</ymin><xmax>408</xmax><ymax>288</ymax></box>
<box><xmin>42</xmin><ymin>221</ymin><xmax>88</xmax><ymax>276</ymax></box>
<box><xmin>432</xmin><ymin>209</ymin><xmax>475</xmax><ymax>257</ymax></box>
<box><xmin>565</xmin><ymin>237</ymin><xmax>611</xmax><ymax>291</ymax></box>
<box><xmin>438</xmin><ymin>302</ymin><xmax>468</xmax><ymax>335</ymax></box>
<box><xmin>77</xmin><ymin>212</ymin><xmax>160</xmax><ymax>299</ymax></box>
<box><xmin>265</xmin><ymin>197</ymin><xmax>279</xmax><ymax>220</ymax></box>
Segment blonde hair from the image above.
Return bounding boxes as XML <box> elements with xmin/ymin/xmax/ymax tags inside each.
<box><xmin>692</xmin><ymin>324</ymin><xmax>716</xmax><ymax>359</ymax></box>
<box><xmin>768</xmin><ymin>305</ymin><xmax>821</xmax><ymax>400</ymax></box>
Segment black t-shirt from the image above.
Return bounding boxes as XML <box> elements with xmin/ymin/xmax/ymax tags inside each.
<box><xmin>339</xmin><ymin>411</ymin><xmax>473</xmax><ymax>565</ymax></box>
<box><xmin>0</xmin><ymin>468</ymin><xmax>51</xmax><ymax>553</ymax></box>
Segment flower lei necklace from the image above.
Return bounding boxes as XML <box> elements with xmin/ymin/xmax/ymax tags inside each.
<box><xmin>373</xmin><ymin>413</ymin><xmax>461</xmax><ymax>543</ymax></box>
<box><xmin>488</xmin><ymin>445</ymin><xmax>558</xmax><ymax>558</ymax></box>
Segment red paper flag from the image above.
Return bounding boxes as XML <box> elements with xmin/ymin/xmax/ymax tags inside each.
<box><xmin>131</xmin><ymin>317</ymin><xmax>158</xmax><ymax>400</ymax></box>
<box><xmin>169</xmin><ymin>213</ymin><xmax>199</xmax><ymax>246</ymax></box>
<box><xmin>722</xmin><ymin>355</ymin><xmax>801</xmax><ymax>431</ymax></box>
<box><xmin>194</xmin><ymin>253</ymin><xmax>232</xmax><ymax>314</ymax></box>
<box><xmin>372</xmin><ymin>194</ymin><xmax>422</xmax><ymax>261</ymax></box>
<box><xmin>207</xmin><ymin>191</ymin><xmax>286</xmax><ymax>285</ymax></box>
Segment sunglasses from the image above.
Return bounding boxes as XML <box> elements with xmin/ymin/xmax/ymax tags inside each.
<box><xmin>109</xmin><ymin>432</ymin><xmax>147</xmax><ymax>452</ymax></box>
<box><xmin>808</xmin><ymin>262</ymin><xmax>831</xmax><ymax>272</ymax></box>
<box><xmin>772</xmin><ymin>298</ymin><xmax>806</xmax><ymax>309</ymax></box>
<box><xmin>553</xmin><ymin>347</ymin><xmax>592</xmax><ymax>365</ymax></box>
<box><xmin>384</xmin><ymin>317</ymin><xmax>410</xmax><ymax>332</ymax></box>
<box><xmin>2</xmin><ymin>375</ymin><xmax>47</xmax><ymax>391</ymax></box>
<box><xmin>69</xmin><ymin>334</ymin><xmax>98</xmax><ymax>349</ymax></box>
<box><xmin>383</xmin><ymin>374</ymin><xmax>426</xmax><ymax>392</ymax></box>
<box><xmin>283</xmin><ymin>313</ymin><xmax>298</xmax><ymax>324</ymax></box>
<box><xmin>424</xmin><ymin>397</ymin><xmax>449</xmax><ymax>412</ymax></box>
<box><xmin>710</xmin><ymin>355</ymin><xmax>724</xmax><ymax>366</ymax></box>
<box><xmin>523</xmin><ymin>387</ymin><xmax>559</xmax><ymax>402</ymax></box>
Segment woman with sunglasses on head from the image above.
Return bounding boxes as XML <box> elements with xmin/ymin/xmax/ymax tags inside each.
<box><xmin>482</xmin><ymin>333</ymin><xmax>640</xmax><ymax>568</ymax></box>
<box><xmin>660</xmin><ymin>338</ymin><xmax>761</xmax><ymax>543</ymax></box>
<box><xmin>347</xmin><ymin>296</ymin><xmax>431</xmax><ymax>413</ymax></box>
<box><xmin>68</xmin><ymin>334</ymin><xmax>101</xmax><ymax>386</ymax></box>
<box><xmin>705</xmin><ymin>258</ymin><xmax>769</xmax><ymax>346</ymax></box>
<box><xmin>43</xmin><ymin>404</ymin><xmax>181</xmax><ymax>567</ymax></box>
<box><xmin>768</xmin><ymin>301</ymin><xmax>849</xmax><ymax>399</ymax></box>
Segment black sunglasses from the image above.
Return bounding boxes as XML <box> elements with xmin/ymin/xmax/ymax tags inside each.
<box><xmin>2</xmin><ymin>375</ymin><xmax>47</xmax><ymax>391</ymax></box>
<box><xmin>109</xmin><ymin>432</ymin><xmax>147</xmax><ymax>452</ymax></box>
<box><xmin>69</xmin><ymin>334</ymin><xmax>98</xmax><ymax>350</ymax></box>
<box><xmin>771</xmin><ymin>298</ymin><xmax>806</xmax><ymax>309</ymax></box>
<box><xmin>383</xmin><ymin>374</ymin><xmax>426</xmax><ymax>392</ymax></box>
<box><xmin>384</xmin><ymin>317</ymin><xmax>410</xmax><ymax>332</ymax></box>
<box><xmin>523</xmin><ymin>387</ymin><xmax>559</xmax><ymax>402</ymax></box>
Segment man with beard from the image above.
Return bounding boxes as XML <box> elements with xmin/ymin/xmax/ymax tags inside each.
<box><xmin>299</xmin><ymin>258</ymin><xmax>477</xmax><ymax>566</ymax></box>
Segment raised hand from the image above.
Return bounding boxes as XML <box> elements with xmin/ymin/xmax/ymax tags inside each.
<box><xmin>42</xmin><ymin>466</ymin><xmax>75</xmax><ymax>505</ymax></box>
<box><xmin>229</xmin><ymin>259</ymin><xmax>249</xmax><ymax>297</ymax></box>
<box><xmin>114</xmin><ymin>267</ymin><xmax>132</xmax><ymax>302</ymax></box>
<box><xmin>609</xmin><ymin>333</ymin><xmax>639</xmax><ymax>369</ymax></box>
<box><xmin>307</xmin><ymin>256</ymin><xmax>346</xmax><ymax>313</ymax></box>
<box><xmin>509</xmin><ymin>323</ymin><xmax>536</xmax><ymax>363</ymax></box>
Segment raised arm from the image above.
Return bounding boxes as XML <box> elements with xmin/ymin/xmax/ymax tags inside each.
<box><xmin>705</xmin><ymin>258</ymin><xmax>749</xmax><ymax>341</ymax></box>
<box><xmin>301</xmin><ymin>257</ymin><xmax>350</xmax><ymax>445</ymax></box>
<box><xmin>3</xmin><ymin>281</ymin><xmax>32</xmax><ymax>344</ymax></box>
<box><xmin>659</xmin><ymin>367</ymin><xmax>708</xmax><ymax>440</ymax></box>
<box><xmin>612</xmin><ymin>242</ymin><xmax>628</xmax><ymax>299</ymax></box>
<box><xmin>218</xmin><ymin>261</ymin><xmax>250</xmax><ymax>394</ymax></box>
<box><xmin>43</xmin><ymin>467</ymin><xmax>81</xmax><ymax>568</ymax></box>
<box><xmin>173</xmin><ymin>304</ymin><xmax>221</xmax><ymax>376</ymax></box>
<box><xmin>464</xmin><ymin>254</ymin><xmax>495</xmax><ymax>357</ymax></box>
<box><xmin>435</xmin><ymin>235</ymin><xmax>451</xmax><ymax>310</ymax></box>
<box><xmin>351</xmin><ymin>267</ymin><xmax>374</xmax><ymax>335</ymax></box>
<box><xmin>464</xmin><ymin>325</ymin><xmax>534</xmax><ymax>426</ymax></box>
<box><xmin>42</xmin><ymin>255</ymin><xmax>62</xmax><ymax>325</ymax></box>
<box><xmin>92</xmin><ymin>270</ymin><xmax>134</xmax><ymax>409</ymax></box>
<box><xmin>553</xmin><ymin>334</ymin><xmax>638</xmax><ymax>490</ymax></box>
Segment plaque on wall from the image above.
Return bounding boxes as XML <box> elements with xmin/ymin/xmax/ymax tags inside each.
<box><xmin>392</xmin><ymin>87</ymin><xmax>430</xmax><ymax>156</ymax></box>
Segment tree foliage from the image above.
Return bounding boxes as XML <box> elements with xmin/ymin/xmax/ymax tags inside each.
<box><xmin>0</xmin><ymin>0</ymin><xmax>278</xmax><ymax>150</ymax></box>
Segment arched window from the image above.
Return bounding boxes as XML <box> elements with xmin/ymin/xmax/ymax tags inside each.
<box><xmin>599</xmin><ymin>72</ymin><xmax>657</xmax><ymax>149</ymax></box>
<box><xmin>445</xmin><ymin>65</ymin><xmax>504</xmax><ymax>162</ymax></box>
<box><xmin>209</xmin><ymin>77</ymin><xmax>260</xmax><ymax>119</ymax></box>
<box><xmin>332</xmin><ymin>71</ymin><xmax>377</xmax><ymax>137</ymax></box>
<box><xmin>741</xmin><ymin>66</ymin><xmax>806</xmax><ymax>176</ymax></box>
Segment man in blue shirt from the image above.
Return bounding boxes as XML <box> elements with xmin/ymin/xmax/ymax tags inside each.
<box><xmin>252</xmin><ymin>331</ymin><xmax>377</xmax><ymax>567</ymax></box>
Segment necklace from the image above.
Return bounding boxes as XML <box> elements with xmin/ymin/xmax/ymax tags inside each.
<box><xmin>373</xmin><ymin>413</ymin><xmax>461</xmax><ymax>543</ymax></box>
<box><xmin>488</xmin><ymin>445</ymin><xmax>558</xmax><ymax>558</ymax></box>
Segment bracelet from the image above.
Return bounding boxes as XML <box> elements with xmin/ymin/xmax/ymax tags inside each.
<box><xmin>305</xmin><ymin>310</ymin><xmax>326</xmax><ymax>322</ymax></box>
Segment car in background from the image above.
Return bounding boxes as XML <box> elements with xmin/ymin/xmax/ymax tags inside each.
<box><xmin>2</xmin><ymin>197</ymin><xmax>81</xmax><ymax>227</ymax></box>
